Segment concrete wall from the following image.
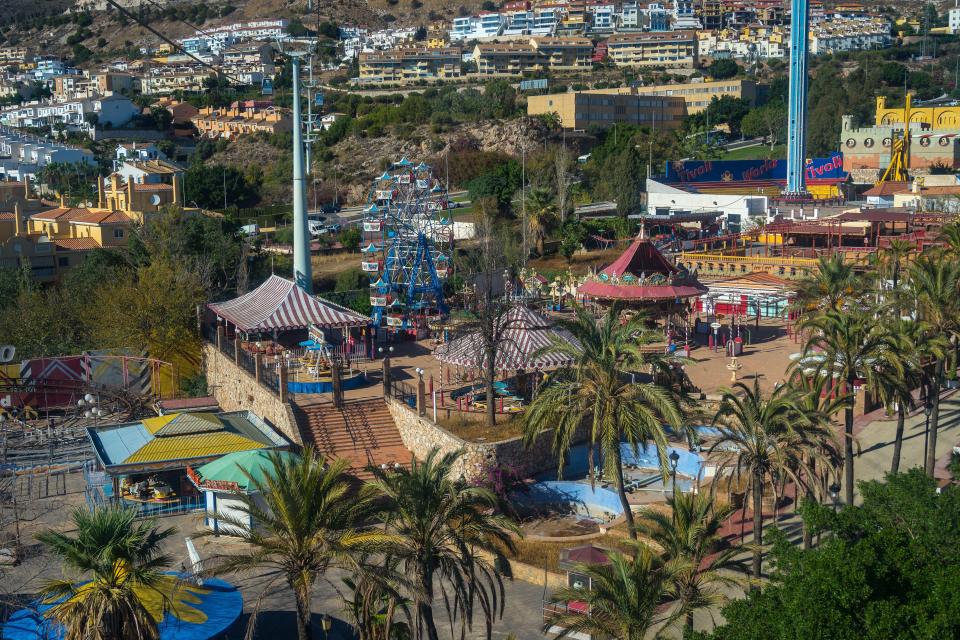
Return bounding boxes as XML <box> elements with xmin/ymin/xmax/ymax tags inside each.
<box><xmin>384</xmin><ymin>396</ymin><xmax>570</xmax><ymax>481</ymax></box>
<box><xmin>203</xmin><ymin>343</ymin><xmax>302</xmax><ymax>445</ymax></box>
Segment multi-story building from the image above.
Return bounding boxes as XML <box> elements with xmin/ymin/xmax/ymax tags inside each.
<box><xmin>358</xmin><ymin>47</ymin><xmax>462</xmax><ymax>83</ymax></box>
<box><xmin>33</xmin><ymin>57</ymin><xmax>68</xmax><ymax>81</ymax></box>
<box><xmin>52</xmin><ymin>74</ymin><xmax>95</xmax><ymax>101</ymax></box>
<box><xmin>190</xmin><ymin>101</ymin><xmax>292</xmax><ymax>138</ymax></box>
<box><xmin>450</xmin><ymin>13</ymin><xmax>505</xmax><ymax>41</ymax></box>
<box><xmin>699</xmin><ymin>0</ymin><xmax>725</xmax><ymax>30</ymax></box>
<box><xmin>91</xmin><ymin>72</ymin><xmax>138</xmax><ymax>95</ymax></box>
<box><xmin>532</xmin><ymin>8</ymin><xmax>562</xmax><ymax>34</ymax></box>
<box><xmin>530</xmin><ymin>37</ymin><xmax>593</xmax><ymax>70</ymax></box>
<box><xmin>588</xmin><ymin>3</ymin><xmax>618</xmax><ymax>32</ymax></box>
<box><xmin>140</xmin><ymin>69</ymin><xmax>215</xmax><ymax>94</ymax></box>
<box><xmin>672</xmin><ymin>0</ymin><xmax>702</xmax><ymax>29</ymax></box>
<box><xmin>627</xmin><ymin>78</ymin><xmax>758</xmax><ymax>113</ymax></box>
<box><xmin>0</xmin><ymin>131</ymin><xmax>95</xmax><ymax>182</ymax></box>
<box><xmin>527</xmin><ymin>90</ymin><xmax>687</xmax><ymax>130</ymax></box>
<box><xmin>473</xmin><ymin>41</ymin><xmax>543</xmax><ymax>75</ymax></box>
<box><xmin>950</xmin><ymin>5</ymin><xmax>960</xmax><ymax>34</ymax></box>
<box><xmin>606</xmin><ymin>31</ymin><xmax>698</xmax><ymax>67</ymax></box>
<box><xmin>0</xmin><ymin>94</ymin><xmax>138</xmax><ymax>132</ymax></box>
<box><xmin>0</xmin><ymin>47</ymin><xmax>30</xmax><ymax>65</ymax></box>
<box><xmin>809</xmin><ymin>17</ymin><xmax>892</xmax><ymax>54</ymax></box>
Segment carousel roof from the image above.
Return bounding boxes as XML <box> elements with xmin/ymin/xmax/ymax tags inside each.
<box><xmin>434</xmin><ymin>305</ymin><xmax>581</xmax><ymax>371</ymax></box>
<box><xmin>579</xmin><ymin>234</ymin><xmax>705</xmax><ymax>302</ymax></box>
<box><xmin>208</xmin><ymin>275</ymin><xmax>370</xmax><ymax>332</ymax></box>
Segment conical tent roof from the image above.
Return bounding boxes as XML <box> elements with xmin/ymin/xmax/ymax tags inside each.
<box><xmin>434</xmin><ymin>306</ymin><xmax>581</xmax><ymax>371</ymax></box>
<box><xmin>194</xmin><ymin>449</ymin><xmax>300</xmax><ymax>492</ymax></box>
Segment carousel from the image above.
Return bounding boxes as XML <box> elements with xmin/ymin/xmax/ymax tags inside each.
<box><xmin>207</xmin><ymin>275</ymin><xmax>373</xmax><ymax>394</ymax></box>
<box><xmin>577</xmin><ymin>227</ymin><xmax>706</xmax><ymax>351</ymax></box>
<box><xmin>434</xmin><ymin>305</ymin><xmax>582</xmax><ymax>414</ymax></box>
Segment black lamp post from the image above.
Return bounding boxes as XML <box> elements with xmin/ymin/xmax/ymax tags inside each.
<box><xmin>669</xmin><ymin>450</ymin><xmax>680</xmax><ymax>520</ymax></box>
<box><xmin>923</xmin><ymin>400</ymin><xmax>933</xmax><ymax>466</ymax></box>
<box><xmin>829</xmin><ymin>481</ymin><xmax>841</xmax><ymax>512</ymax></box>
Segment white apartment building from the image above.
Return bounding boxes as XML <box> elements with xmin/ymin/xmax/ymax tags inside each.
<box><xmin>589</xmin><ymin>4</ymin><xmax>617</xmax><ymax>32</ymax></box>
<box><xmin>450</xmin><ymin>13</ymin><xmax>505</xmax><ymax>41</ymax></box>
<box><xmin>950</xmin><ymin>6</ymin><xmax>960</xmax><ymax>34</ymax></box>
<box><xmin>809</xmin><ymin>18</ymin><xmax>892</xmax><ymax>54</ymax></box>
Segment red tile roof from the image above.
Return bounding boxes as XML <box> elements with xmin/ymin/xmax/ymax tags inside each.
<box><xmin>31</xmin><ymin>208</ymin><xmax>131</xmax><ymax>225</ymax></box>
<box><xmin>0</xmin><ymin>213</ymin><xmax>15</xmax><ymax>221</ymax></box>
<box><xmin>53</xmin><ymin>238</ymin><xmax>100</xmax><ymax>251</ymax></box>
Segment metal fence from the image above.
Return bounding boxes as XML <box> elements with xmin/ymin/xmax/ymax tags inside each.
<box><xmin>391</xmin><ymin>379</ymin><xmax>417</xmax><ymax>409</ymax></box>
<box><xmin>237</xmin><ymin>346</ymin><xmax>257</xmax><ymax>377</ymax></box>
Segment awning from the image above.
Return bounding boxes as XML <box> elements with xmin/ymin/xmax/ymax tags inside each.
<box><xmin>434</xmin><ymin>306</ymin><xmax>581</xmax><ymax>371</ymax></box>
<box><xmin>208</xmin><ymin>274</ymin><xmax>370</xmax><ymax>333</ymax></box>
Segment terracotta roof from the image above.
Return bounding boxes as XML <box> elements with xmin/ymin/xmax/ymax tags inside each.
<box><xmin>862</xmin><ymin>182</ymin><xmax>909</xmax><ymax>197</ymax></box>
<box><xmin>132</xmin><ymin>183</ymin><xmax>173</xmax><ymax>191</ymax></box>
<box><xmin>72</xmin><ymin>210</ymin><xmax>131</xmax><ymax>225</ymax></box>
<box><xmin>920</xmin><ymin>186</ymin><xmax>960</xmax><ymax>196</ymax></box>
<box><xmin>0</xmin><ymin>212</ymin><xmax>15</xmax><ymax>221</ymax></box>
<box><xmin>834</xmin><ymin>209</ymin><xmax>911</xmax><ymax>223</ymax></box>
<box><xmin>53</xmin><ymin>237</ymin><xmax>99</xmax><ymax>250</ymax></box>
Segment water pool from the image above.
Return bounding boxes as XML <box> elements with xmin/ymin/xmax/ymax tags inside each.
<box><xmin>544</xmin><ymin>442</ymin><xmax>704</xmax><ymax>482</ymax></box>
<box><xmin>513</xmin><ymin>480</ymin><xmax>624</xmax><ymax>522</ymax></box>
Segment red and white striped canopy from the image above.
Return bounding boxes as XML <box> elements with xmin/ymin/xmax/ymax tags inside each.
<box><xmin>208</xmin><ymin>275</ymin><xmax>370</xmax><ymax>333</ymax></box>
<box><xmin>434</xmin><ymin>306</ymin><xmax>581</xmax><ymax>372</ymax></box>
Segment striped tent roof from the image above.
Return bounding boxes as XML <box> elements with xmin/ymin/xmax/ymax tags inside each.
<box><xmin>434</xmin><ymin>306</ymin><xmax>581</xmax><ymax>372</ymax></box>
<box><xmin>208</xmin><ymin>275</ymin><xmax>370</xmax><ymax>333</ymax></box>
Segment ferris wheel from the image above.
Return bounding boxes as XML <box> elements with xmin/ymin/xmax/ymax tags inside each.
<box><xmin>361</xmin><ymin>157</ymin><xmax>453</xmax><ymax>329</ymax></box>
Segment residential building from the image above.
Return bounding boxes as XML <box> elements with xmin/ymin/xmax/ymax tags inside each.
<box><xmin>809</xmin><ymin>17</ymin><xmax>892</xmax><ymax>54</ymax></box>
<box><xmin>672</xmin><ymin>0</ymin><xmax>702</xmax><ymax>29</ymax></box>
<box><xmin>0</xmin><ymin>131</ymin><xmax>94</xmax><ymax>182</ymax></box>
<box><xmin>358</xmin><ymin>47</ymin><xmax>462</xmax><ymax>84</ymax></box>
<box><xmin>100</xmin><ymin>170</ymin><xmax>183</xmax><ymax>215</ymax></box>
<box><xmin>52</xmin><ymin>75</ymin><xmax>95</xmax><ymax>101</ymax></box>
<box><xmin>530</xmin><ymin>37</ymin><xmax>593</xmax><ymax>70</ymax></box>
<box><xmin>624</xmin><ymin>78</ymin><xmax>758</xmax><ymax>113</ymax></box>
<box><xmin>532</xmin><ymin>8</ymin><xmax>562</xmax><ymax>35</ymax></box>
<box><xmin>473</xmin><ymin>41</ymin><xmax>543</xmax><ymax>75</ymax></box>
<box><xmin>115</xmin><ymin>142</ymin><xmax>167</xmax><ymax>166</ymax></box>
<box><xmin>450</xmin><ymin>13</ymin><xmax>505</xmax><ymax>41</ymax></box>
<box><xmin>951</xmin><ymin>5</ymin><xmax>960</xmax><ymax>34</ymax></box>
<box><xmin>191</xmin><ymin>102</ymin><xmax>292</xmax><ymax>139</ymax></box>
<box><xmin>140</xmin><ymin>69</ymin><xmax>215</xmax><ymax>94</ymax></box>
<box><xmin>589</xmin><ymin>3</ymin><xmax>617</xmax><ymax>33</ymax></box>
<box><xmin>115</xmin><ymin>158</ymin><xmax>183</xmax><ymax>186</ymax></box>
<box><xmin>91</xmin><ymin>72</ymin><xmax>137</xmax><ymax>95</ymax></box>
<box><xmin>606</xmin><ymin>31</ymin><xmax>698</xmax><ymax>67</ymax></box>
<box><xmin>699</xmin><ymin>0</ymin><xmax>725</xmax><ymax>30</ymax></box>
<box><xmin>0</xmin><ymin>96</ymin><xmax>136</xmax><ymax>132</ymax></box>
<box><xmin>527</xmin><ymin>90</ymin><xmax>687</xmax><ymax>130</ymax></box>
<box><xmin>0</xmin><ymin>47</ymin><xmax>30</xmax><ymax>65</ymax></box>
<box><xmin>33</xmin><ymin>57</ymin><xmax>67</xmax><ymax>81</ymax></box>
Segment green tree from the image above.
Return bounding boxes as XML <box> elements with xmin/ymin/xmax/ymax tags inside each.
<box><xmin>545</xmin><ymin>545</ymin><xmax>686</xmax><ymax>640</ymax></box>
<box><xmin>708</xmin><ymin>59</ymin><xmax>741</xmax><ymax>80</ymax></box>
<box><xmin>799</xmin><ymin>309</ymin><xmax>900</xmax><ymax>505</ymax></box>
<box><xmin>706</xmin><ymin>471</ymin><xmax>960</xmax><ymax>640</ymax></box>
<box><xmin>525</xmin><ymin>187</ymin><xmax>557</xmax><ymax>256</ymax></box>
<box><xmin>369</xmin><ymin>448</ymin><xmax>518</xmax><ymax>640</ymax></box>
<box><xmin>710</xmin><ymin>380</ymin><xmax>826</xmax><ymax>579</ymax></box>
<box><xmin>637</xmin><ymin>492</ymin><xmax>744</xmax><ymax>634</ymax></box>
<box><xmin>740</xmin><ymin>101</ymin><xmax>787</xmax><ymax>148</ymax></box>
<box><xmin>791</xmin><ymin>254</ymin><xmax>859</xmax><ymax>313</ymax></box>
<box><xmin>524</xmin><ymin>306</ymin><xmax>685</xmax><ymax>539</ymax></box>
<box><xmin>36</xmin><ymin>506</ymin><xmax>177</xmax><ymax>640</ymax></box>
<box><xmin>206</xmin><ymin>450</ymin><xmax>386</xmax><ymax>640</ymax></box>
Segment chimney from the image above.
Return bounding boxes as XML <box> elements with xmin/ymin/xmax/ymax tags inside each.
<box><xmin>172</xmin><ymin>173</ymin><xmax>181</xmax><ymax>206</ymax></box>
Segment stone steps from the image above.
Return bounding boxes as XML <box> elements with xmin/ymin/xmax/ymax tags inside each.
<box><xmin>292</xmin><ymin>396</ymin><xmax>409</xmax><ymax>480</ymax></box>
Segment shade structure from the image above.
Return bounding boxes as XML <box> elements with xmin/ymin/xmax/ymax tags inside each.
<box><xmin>434</xmin><ymin>306</ymin><xmax>581</xmax><ymax>372</ymax></box>
<box><xmin>578</xmin><ymin>234</ymin><xmax>706</xmax><ymax>302</ymax></box>
<box><xmin>2</xmin><ymin>576</ymin><xmax>242</xmax><ymax>640</ymax></box>
<box><xmin>192</xmin><ymin>449</ymin><xmax>300</xmax><ymax>493</ymax></box>
<box><xmin>208</xmin><ymin>274</ymin><xmax>370</xmax><ymax>333</ymax></box>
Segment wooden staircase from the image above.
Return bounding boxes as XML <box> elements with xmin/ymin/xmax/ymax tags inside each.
<box><xmin>292</xmin><ymin>396</ymin><xmax>409</xmax><ymax>480</ymax></box>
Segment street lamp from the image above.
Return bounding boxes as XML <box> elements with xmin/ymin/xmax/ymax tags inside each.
<box><xmin>923</xmin><ymin>400</ymin><xmax>933</xmax><ymax>467</ymax></box>
<box><xmin>829</xmin><ymin>481</ymin><xmax>841</xmax><ymax>512</ymax></box>
<box><xmin>78</xmin><ymin>393</ymin><xmax>103</xmax><ymax>425</ymax></box>
<box><xmin>321</xmin><ymin>614</ymin><xmax>332</xmax><ymax>640</ymax></box>
<box><xmin>669</xmin><ymin>450</ymin><xmax>680</xmax><ymax>519</ymax></box>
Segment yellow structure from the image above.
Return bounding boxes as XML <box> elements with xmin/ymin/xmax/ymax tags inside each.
<box><xmin>606</xmin><ymin>31</ymin><xmax>698</xmax><ymax>68</ymax></box>
<box><xmin>584</xmin><ymin>79</ymin><xmax>758</xmax><ymax>114</ymax></box>
<box><xmin>191</xmin><ymin>104</ymin><xmax>292</xmax><ymax>139</ymax></box>
<box><xmin>527</xmin><ymin>91</ymin><xmax>687</xmax><ymax>130</ymax></box>
<box><xmin>359</xmin><ymin>47</ymin><xmax>462</xmax><ymax>83</ymax></box>
<box><xmin>878</xmin><ymin>94</ymin><xmax>911</xmax><ymax>184</ymax></box>
<box><xmin>875</xmin><ymin>95</ymin><xmax>960</xmax><ymax>129</ymax></box>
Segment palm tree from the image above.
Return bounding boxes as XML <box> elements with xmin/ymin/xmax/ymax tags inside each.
<box><xmin>792</xmin><ymin>254</ymin><xmax>859</xmax><ymax>313</ymax></box>
<box><xmin>341</xmin><ymin>555</ymin><xmax>413</xmax><ymax>640</ymax></box>
<box><xmin>937</xmin><ymin>220</ymin><xmax>960</xmax><ymax>256</ymax></box>
<box><xmin>908</xmin><ymin>255</ymin><xmax>960</xmax><ymax>476</ymax></box>
<box><xmin>204</xmin><ymin>449</ymin><xmax>387</xmax><ymax>640</ymax></box>
<box><xmin>544</xmin><ymin>545</ymin><xmax>685</xmax><ymax>640</ymax></box>
<box><xmin>710</xmin><ymin>380</ymin><xmax>827</xmax><ymax>579</ymax></box>
<box><xmin>523</xmin><ymin>305</ymin><xmax>685</xmax><ymax>539</ymax></box>
<box><xmin>876</xmin><ymin>238</ymin><xmax>915</xmax><ymax>292</ymax></box>
<box><xmin>525</xmin><ymin>187</ymin><xmax>557</xmax><ymax>257</ymax></box>
<box><xmin>800</xmin><ymin>308</ymin><xmax>899</xmax><ymax>504</ymax></box>
<box><xmin>786</xmin><ymin>371</ymin><xmax>845</xmax><ymax>549</ymax></box>
<box><xmin>36</xmin><ymin>506</ymin><xmax>177</xmax><ymax>640</ymax></box>
<box><xmin>369</xmin><ymin>448</ymin><xmax>518</xmax><ymax>640</ymax></box>
<box><xmin>636</xmin><ymin>492</ymin><xmax>743</xmax><ymax>635</ymax></box>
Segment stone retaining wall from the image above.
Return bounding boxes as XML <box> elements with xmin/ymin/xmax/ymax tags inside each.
<box><xmin>384</xmin><ymin>396</ymin><xmax>568</xmax><ymax>481</ymax></box>
<box><xmin>203</xmin><ymin>343</ymin><xmax>302</xmax><ymax>445</ymax></box>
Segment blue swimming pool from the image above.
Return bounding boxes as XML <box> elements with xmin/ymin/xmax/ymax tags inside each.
<box><xmin>513</xmin><ymin>480</ymin><xmax>624</xmax><ymax>521</ymax></box>
<box><xmin>544</xmin><ymin>442</ymin><xmax>704</xmax><ymax>481</ymax></box>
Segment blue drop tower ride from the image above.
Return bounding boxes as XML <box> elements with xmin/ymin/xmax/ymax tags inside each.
<box><xmin>784</xmin><ymin>0</ymin><xmax>810</xmax><ymax>198</ymax></box>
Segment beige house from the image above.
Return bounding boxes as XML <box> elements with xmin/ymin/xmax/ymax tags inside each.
<box><xmin>527</xmin><ymin>91</ymin><xmax>687</xmax><ymax>131</ymax></box>
<box><xmin>606</xmin><ymin>31</ymin><xmax>698</xmax><ymax>68</ymax></box>
<box><xmin>358</xmin><ymin>47</ymin><xmax>462</xmax><ymax>84</ymax></box>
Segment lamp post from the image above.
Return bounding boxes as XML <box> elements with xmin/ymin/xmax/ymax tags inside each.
<box><xmin>321</xmin><ymin>614</ymin><xmax>332</xmax><ymax>640</ymax></box>
<box><xmin>829</xmin><ymin>481</ymin><xmax>841</xmax><ymax>513</ymax></box>
<box><xmin>669</xmin><ymin>450</ymin><xmax>680</xmax><ymax>521</ymax></box>
<box><xmin>923</xmin><ymin>400</ymin><xmax>933</xmax><ymax>466</ymax></box>
<box><xmin>77</xmin><ymin>393</ymin><xmax>103</xmax><ymax>426</ymax></box>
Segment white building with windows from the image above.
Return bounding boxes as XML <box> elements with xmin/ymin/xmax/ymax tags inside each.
<box><xmin>950</xmin><ymin>5</ymin><xmax>960</xmax><ymax>34</ymax></box>
<box><xmin>450</xmin><ymin>13</ymin><xmax>505</xmax><ymax>41</ymax></box>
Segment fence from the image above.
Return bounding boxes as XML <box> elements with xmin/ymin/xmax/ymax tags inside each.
<box><xmin>83</xmin><ymin>463</ymin><xmax>204</xmax><ymax>518</ymax></box>
<box><xmin>391</xmin><ymin>379</ymin><xmax>417</xmax><ymax>409</ymax></box>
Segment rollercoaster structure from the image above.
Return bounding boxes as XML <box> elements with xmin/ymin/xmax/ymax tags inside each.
<box><xmin>361</xmin><ymin>157</ymin><xmax>453</xmax><ymax>329</ymax></box>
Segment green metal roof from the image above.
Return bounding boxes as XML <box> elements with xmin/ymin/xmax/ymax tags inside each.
<box><xmin>194</xmin><ymin>450</ymin><xmax>300</xmax><ymax>492</ymax></box>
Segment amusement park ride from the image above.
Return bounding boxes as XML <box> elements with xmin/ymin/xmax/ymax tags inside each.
<box><xmin>361</xmin><ymin>157</ymin><xmax>454</xmax><ymax>331</ymax></box>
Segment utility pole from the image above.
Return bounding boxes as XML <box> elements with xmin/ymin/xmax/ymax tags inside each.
<box><xmin>287</xmin><ymin>49</ymin><xmax>313</xmax><ymax>293</ymax></box>
<box><xmin>522</xmin><ymin>143</ymin><xmax>527</xmax><ymax>265</ymax></box>
<box><xmin>223</xmin><ymin>166</ymin><xmax>227</xmax><ymax>211</ymax></box>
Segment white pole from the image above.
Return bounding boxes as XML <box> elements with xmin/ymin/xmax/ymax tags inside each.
<box><xmin>432</xmin><ymin>389</ymin><xmax>437</xmax><ymax>422</ymax></box>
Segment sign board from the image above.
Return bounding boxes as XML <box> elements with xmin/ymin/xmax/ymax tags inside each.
<box><xmin>663</xmin><ymin>153</ymin><xmax>847</xmax><ymax>184</ymax></box>
<box><xmin>361</xmin><ymin>261</ymin><xmax>380</xmax><ymax>272</ymax></box>
<box><xmin>385</xmin><ymin>316</ymin><xmax>404</xmax><ymax>327</ymax></box>
<box><xmin>315</xmin><ymin>92</ymin><xmax>324</xmax><ymax>107</ymax></box>
<box><xmin>370</xmin><ymin>296</ymin><xmax>387</xmax><ymax>307</ymax></box>
<box><xmin>519</xmin><ymin>78</ymin><xmax>548</xmax><ymax>91</ymax></box>
<box><xmin>261</xmin><ymin>78</ymin><xmax>273</xmax><ymax>96</ymax></box>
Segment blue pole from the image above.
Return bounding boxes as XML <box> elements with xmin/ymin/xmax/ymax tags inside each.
<box><xmin>785</xmin><ymin>0</ymin><xmax>810</xmax><ymax>196</ymax></box>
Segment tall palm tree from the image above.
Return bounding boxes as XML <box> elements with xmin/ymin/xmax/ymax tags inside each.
<box><xmin>792</xmin><ymin>253</ymin><xmax>860</xmax><ymax>313</ymax></box>
<box><xmin>204</xmin><ymin>449</ymin><xmax>387</xmax><ymax>640</ymax></box>
<box><xmin>800</xmin><ymin>308</ymin><xmax>899</xmax><ymax>504</ymax></box>
<box><xmin>37</xmin><ymin>506</ymin><xmax>177</xmax><ymax>640</ymax></box>
<box><xmin>544</xmin><ymin>545</ymin><xmax>686</xmax><ymax>640</ymax></box>
<box><xmin>908</xmin><ymin>255</ymin><xmax>960</xmax><ymax>476</ymax></box>
<box><xmin>341</xmin><ymin>555</ymin><xmax>413</xmax><ymax>640</ymax></box>
<box><xmin>369</xmin><ymin>448</ymin><xmax>518</xmax><ymax>640</ymax></box>
<box><xmin>876</xmin><ymin>238</ymin><xmax>915</xmax><ymax>292</ymax></box>
<box><xmin>710</xmin><ymin>380</ymin><xmax>827</xmax><ymax>579</ymax></box>
<box><xmin>523</xmin><ymin>305</ymin><xmax>685</xmax><ymax>539</ymax></box>
<box><xmin>636</xmin><ymin>492</ymin><xmax>743</xmax><ymax>635</ymax></box>
<box><xmin>525</xmin><ymin>187</ymin><xmax>557</xmax><ymax>257</ymax></box>
<box><xmin>786</xmin><ymin>370</ymin><xmax>845</xmax><ymax>549</ymax></box>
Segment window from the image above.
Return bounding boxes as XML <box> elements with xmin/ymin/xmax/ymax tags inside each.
<box><xmin>58</xmin><ymin>256</ymin><xmax>69</xmax><ymax>267</ymax></box>
<box><xmin>114</xmin><ymin>228</ymin><xmax>125</xmax><ymax>239</ymax></box>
